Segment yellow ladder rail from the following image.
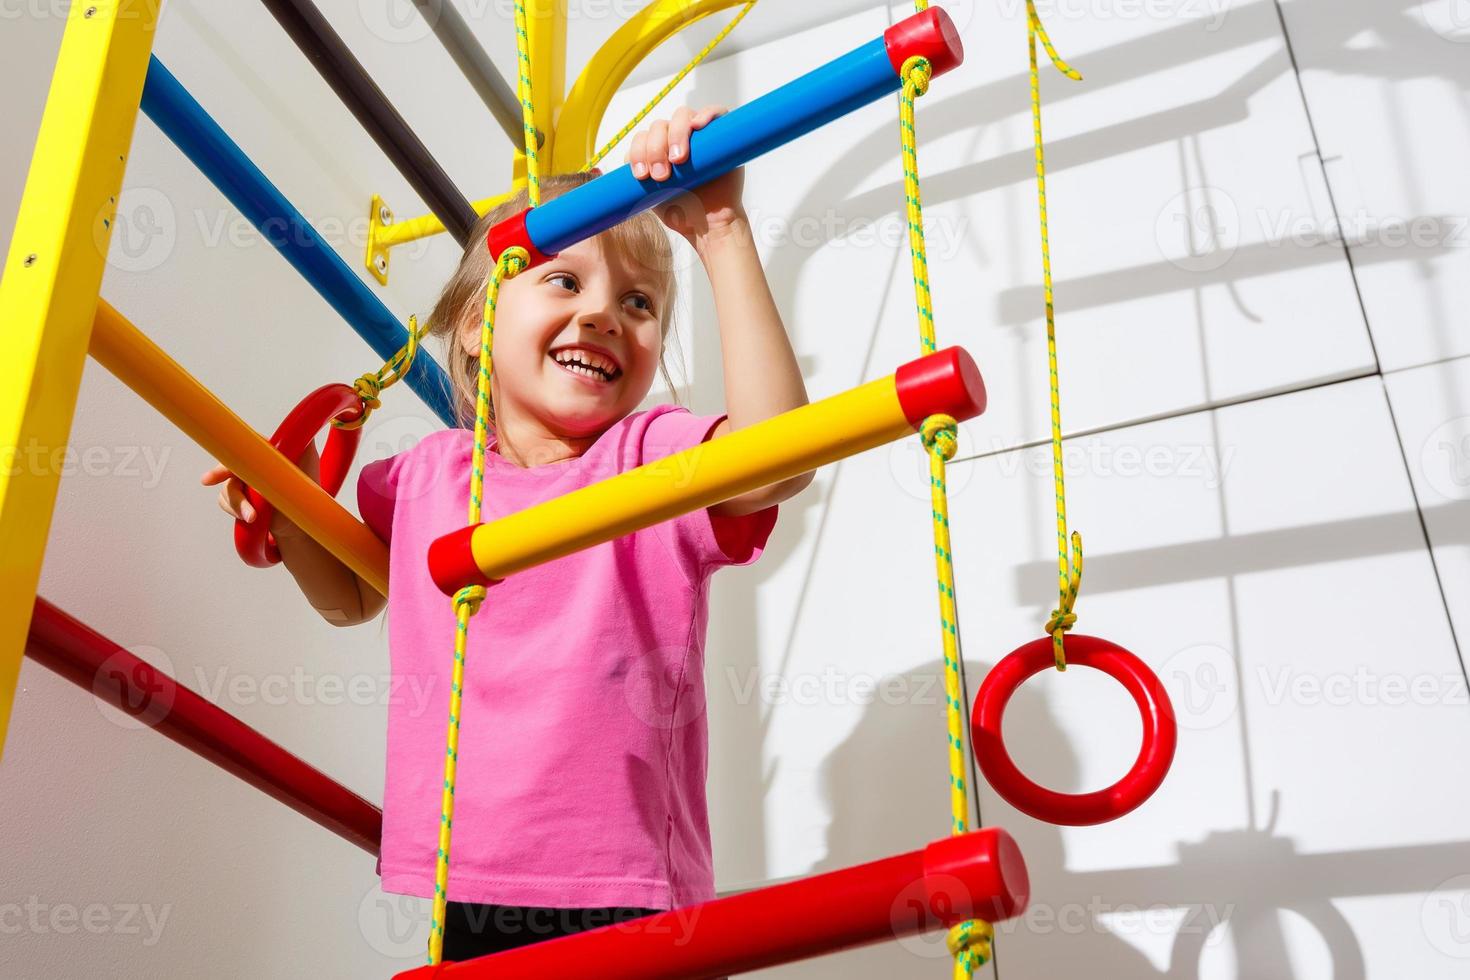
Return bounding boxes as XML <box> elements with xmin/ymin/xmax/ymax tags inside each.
<box><xmin>0</xmin><ymin>0</ymin><xmax>161</xmax><ymax>760</ymax></box>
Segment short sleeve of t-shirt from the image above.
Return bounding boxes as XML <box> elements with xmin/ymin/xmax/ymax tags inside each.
<box><xmin>639</xmin><ymin>407</ymin><xmax>779</xmax><ymax>574</ymax></box>
<box><xmin>357</xmin><ymin>453</ymin><xmax>402</xmax><ymax>544</ymax></box>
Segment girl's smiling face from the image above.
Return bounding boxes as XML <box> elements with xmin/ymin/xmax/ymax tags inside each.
<box><xmin>460</xmin><ymin>235</ymin><xmax>668</xmax><ymax>441</ymax></box>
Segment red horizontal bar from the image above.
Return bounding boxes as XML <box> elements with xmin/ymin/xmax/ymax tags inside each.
<box><xmin>24</xmin><ymin>597</ymin><xmax>382</xmax><ymax>856</ymax></box>
<box><xmin>396</xmin><ymin>828</ymin><xmax>1027</xmax><ymax>979</ymax></box>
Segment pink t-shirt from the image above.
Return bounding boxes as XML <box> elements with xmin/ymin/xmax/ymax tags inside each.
<box><xmin>356</xmin><ymin>404</ymin><xmax>777</xmax><ymax>910</ymax></box>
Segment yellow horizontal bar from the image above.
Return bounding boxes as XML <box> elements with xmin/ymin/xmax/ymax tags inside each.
<box><xmin>375</xmin><ymin>185</ymin><xmax>524</xmax><ymax>252</ymax></box>
<box><xmin>469</xmin><ymin>372</ymin><xmax>910</xmax><ymax>580</ymax></box>
<box><xmin>88</xmin><ymin>301</ymin><xmax>388</xmax><ymax>597</ymax></box>
<box><xmin>0</xmin><ymin>0</ymin><xmax>160</xmax><ymax>760</ymax></box>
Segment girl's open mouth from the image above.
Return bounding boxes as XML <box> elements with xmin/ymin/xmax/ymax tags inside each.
<box><xmin>549</xmin><ymin>349</ymin><xmax>622</xmax><ymax>386</ymax></box>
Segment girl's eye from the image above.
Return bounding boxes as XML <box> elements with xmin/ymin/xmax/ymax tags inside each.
<box><xmin>548</xmin><ymin>273</ymin><xmax>577</xmax><ymax>292</ymax></box>
<box><xmin>625</xmin><ymin>293</ymin><xmax>653</xmax><ymax>313</ymax></box>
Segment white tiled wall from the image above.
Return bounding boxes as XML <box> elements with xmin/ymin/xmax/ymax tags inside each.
<box><xmin>1385</xmin><ymin>356</ymin><xmax>1470</xmax><ymax>653</ymax></box>
<box><xmin>1278</xmin><ymin>0</ymin><xmax>1470</xmax><ymax>372</ymax></box>
<box><xmin>729</xmin><ymin>377</ymin><xmax>1470</xmax><ymax>977</ymax></box>
<box><xmin>599</xmin><ymin>3</ymin><xmax>1470</xmax><ymax>978</ymax></box>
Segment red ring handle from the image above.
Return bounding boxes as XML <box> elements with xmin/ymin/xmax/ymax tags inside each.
<box><xmin>234</xmin><ymin>384</ymin><xmax>365</xmax><ymax>567</ymax></box>
<box><xmin>971</xmin><ymin>635</ymin><xmax>1177</xmax><ymax>826</ymax></box>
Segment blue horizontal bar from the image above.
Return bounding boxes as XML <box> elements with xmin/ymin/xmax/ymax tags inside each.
<box><xmin>526</xmin><ymin>36</ymin><xmax>899</xmax><ymax>256</ymax></box>
<box><xmin>139</xmin><ymin>57</ymin><xmax>456</xmax><ymax>428</ymax></box>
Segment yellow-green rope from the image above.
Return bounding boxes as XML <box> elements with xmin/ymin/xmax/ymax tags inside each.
<box><xmin>425</xmin><ymin>247</ymin><xmax>528</xmax><ymax>966</ymax></box>
<box><xmin>332</xmin><ymin>314</ymin><xmax>428</xmax><ymax>432</ymax></box>
<box><xmin>582</xmin><ymin>1</ymin><xmax>758</xmax><ymax>174</ymax></box>
<box><xmin>513</xmin><ymin>0</ymin><xmax>541</xmax><ymax>206</ymax></box>
<box><xmin>428</xmin><ymin>5</ymin><xmax>545</xmax><ymax>964</ymax></box>
<box><xmin>897</xmin><ymin>51</ymin><xmax>992</xmax><ymax>980</ymax></box>
<box><xmin>1025</xmin><ymin>0</ymin><xmax>1085</xmax><ymax>671</ymax></box>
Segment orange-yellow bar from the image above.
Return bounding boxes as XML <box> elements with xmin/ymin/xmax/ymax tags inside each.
<box><xmin>89</xmin><ymin>300</ymin><xmax>388</xmax><ymax>596</ymax></box>
<box><xmin>429</xmin><ymin>347</ymin><xmax>985</xmax><ymax>592</ymax></box>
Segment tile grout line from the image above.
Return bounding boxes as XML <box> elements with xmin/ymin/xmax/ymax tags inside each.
<box><xmin>950</xmin><ymin>368</ymin><xmax>1381</xmax><ymax>466</ymax></box>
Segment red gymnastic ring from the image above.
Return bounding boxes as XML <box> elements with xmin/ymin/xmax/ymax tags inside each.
<box><xmin>971</xmin><ymin>635</ymin><xmax>1177</xmax><ymax>826</ymax></box>
<box><xmin>234</xmin><ymin>384</ymin><xmax>365</xmax><ymax>567</ymax></box>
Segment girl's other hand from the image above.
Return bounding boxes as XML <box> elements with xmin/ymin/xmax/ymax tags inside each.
<box><xmin>627</xmin><ymin>104</ymin><xmax>745</xmax><ymax>244</ymax></box>
<box><xmin>201</xmin><ymin>442</ymin><xmax>320</xmax><ymax>541</ymax></box>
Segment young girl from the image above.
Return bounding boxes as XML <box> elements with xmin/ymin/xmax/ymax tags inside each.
<box><xmin>202</xmin><ymin>105</ymin><xmax>812</xmax><ymax>961</ymax></box>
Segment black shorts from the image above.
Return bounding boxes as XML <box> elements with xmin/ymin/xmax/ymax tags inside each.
<box><xmin>441</xmin><ymin>900</ymin><xmax>661</xmax><ymax>962</ymax></box>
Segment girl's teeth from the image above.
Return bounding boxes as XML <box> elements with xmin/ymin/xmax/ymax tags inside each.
<box><xmin>561</xmin><ymin>361</ymin><xmax>607</xmax><ymax>381</ymax></box>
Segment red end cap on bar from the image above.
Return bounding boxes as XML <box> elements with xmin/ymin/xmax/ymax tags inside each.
<box><xmin>428</xmin><ymin>525</ymin><xmax>496</xmax><ymax>596</ymax></box>
<box><xmin>485</xmin><ymin>208</ymin><xmax>554</xmax><ymax>267</ymax></box>
<box><xmin>895</xmin><ymin>346</ymin><xmax>987</xmax><ymax>428</ymax></box>
<box><xmin>884</xmin><ymin>7</ymin><xmax>965</xmax><ymax>79</ymax></box>
<box><xmin>924</xmin><ymin>828</ymin><xmax>1030</xmax><ymax>923</ymax></box>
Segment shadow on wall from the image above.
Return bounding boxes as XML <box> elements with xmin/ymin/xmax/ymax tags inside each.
<box><xmin>685</xmin><ymin>2</ymin><xmax>1470</xmax><ymax>975</ymax></box>
<box><xmin>799</xmin><ymin>655</ymin><xmax>1470</xmax><ymax>978</ymax></box>
<box><xmin>801</xmin><ymin>657</ymin><xmax>1163</xmax><ymax>979</ymax></box>
<box><xmin>704</xmin><ymin>476</ymin><xmax>826</xmax><ymax>886</ymax></box>
<box><xmin>760</xmin><ymin>0</ymin><xmax>1468</xmax><ymax>330</ymax></box>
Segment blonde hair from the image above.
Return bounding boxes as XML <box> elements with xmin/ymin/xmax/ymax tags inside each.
<box><xmin>426</xmin><ymin>171</ymin><xmax>683</xmax><ymax>430</ymax></box>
